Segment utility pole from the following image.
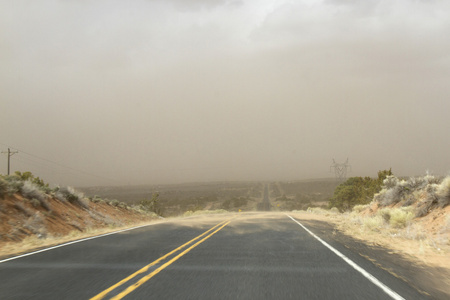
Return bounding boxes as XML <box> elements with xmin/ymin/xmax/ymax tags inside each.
<box><xmin>1</xmin><ymin>148</ymin><xmax>18</xmax><ymax>175</ymax></box>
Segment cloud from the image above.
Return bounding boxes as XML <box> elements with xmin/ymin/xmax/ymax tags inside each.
<box><xmin>250</xmin><ymin>0</ymin><xmax>450</xmax><ymax>45</ymax></box>
<box><xmin>164</xmin><ymin>0</ymin><xmax>242</xmax><ymax>11</ymax></box>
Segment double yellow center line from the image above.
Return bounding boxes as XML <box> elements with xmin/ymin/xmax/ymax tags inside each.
<box><xmin>91</xmin><ymin>219</ymin><xmax>232</xmax><ymax>300</ymax></box>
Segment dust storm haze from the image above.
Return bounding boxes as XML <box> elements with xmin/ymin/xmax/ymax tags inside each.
<box><xmin>1</xmin><ymin>0</ymin><xmax>450</xmax><ymax>187</ymax></box>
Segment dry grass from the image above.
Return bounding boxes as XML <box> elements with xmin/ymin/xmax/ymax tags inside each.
<box><xmin>314</xmin><ymin>205</ymin><xmax>450</xmax><ymax>271</ymax></box>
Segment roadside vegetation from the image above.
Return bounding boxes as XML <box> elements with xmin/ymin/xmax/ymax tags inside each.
<box><xmin>81</xmin><ymin>182</ymin><xmax>263</xmax><ymax>217</ymax></box>
<box><xmin>0</xmin><ymin>172</ymin><xmax>157</xmax><ymax>255</ymax></box>
<box><xmin>4</xmin><ymin>169</ymin><xmax>448</xmax><ymax>265</ymax></box>
<box><xmin>273</xmin><ymin>180</ymin><xmax>339</xmax><ymax>211</ymax></box>
<box><xmin>318</xmin><ymin>171</ymin><xmax>450</xmax><ymax>258</ymax></box>
<box><xmin>288</xmin><ymin>172</ymin><xmax>449</xmax><ymax>298</ymax></box>
<box><xmin>328</xmin><ymin>169</ymin><xmax>393</xmax><ymax>211</ymax></box>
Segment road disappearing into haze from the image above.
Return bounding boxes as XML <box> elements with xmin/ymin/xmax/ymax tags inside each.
<box><xmin>0</xmin><ymin>212</ymin><xmax>430</xmax><ymax>299</ymax></box>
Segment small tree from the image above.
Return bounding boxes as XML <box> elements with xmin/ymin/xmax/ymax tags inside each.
<box><xmin>328</xmin><ymin>169</ymin><xmax>393</xmax><ymax>211</ymax></box>
<box><xmin>140</xmin><ymin>192</ymin><xmax>161</xmax><ymax>215</ymax></box>
<box><xmin>14</xmin><ymin>171</ymin><xmax>49</xmax><ymax>189</ymax></box>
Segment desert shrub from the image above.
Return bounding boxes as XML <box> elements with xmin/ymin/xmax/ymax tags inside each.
<box><xmin>436</xmin><ymin>176</ymin><xmax>450</xmax><ymax>208</ymax></box>
<box><xmin>415</xmin><ymin>203</ymin><xmax>430</xmax><ymax>218</ymax></box>
<box><xmin>403</xmin><ymin>193</ymin><xmax>418</xmax><ymax>207</ymax></box>
<box><xmin>413</xmin><ymin>189</ymin><xmax>437</xmax><ymax>218</ymax></box>
<box><xmin>378</xmin><ymin>207</ymin><xmax>392</xmax><ymax>223</ymax></box>
<box><xmin>30</xmin><ymin>198</ymin><xmax>40</xmax><ymax>207</ymax></box>
<box><xmin>307</xmin><ymin>207</ymin><xmax>329</xmax><ymax>214</ymax></box>
<box><xmin>20</xmin><ymin>181</ymin><xmax>52</xmax><ymax>211</ymax></box>
<box><xmin>140</xmin><ymin>192</ymin><xmax>161</xmax><ymax>215</ymax></box>
<box><xmin>109</xmin><ymin>199</ymin><xmax>120</xmax><ymax>207</ymax></box>
<box><xmin>389</xmin><ymin>208</ymin><xmax>414</xmax><ymax>228</ymax></box>
<box><xmin>20</xmin><ymin>181</ymin><xmax>46</xmax><ymax>202</ymax></box>
<box><xmin>24</xmin><ymin>212</ymin><xmax>46</xmax><ymax>237</ymax></box>
<box><xmin>3</xmin><ymin>175</ymin><xmax>24</xmax><ymax>195</ymax></box>
<box><xmin>363</xmin><ymin>216</ymin><xmax>384</xmax><ymax>231</ymax></box>
<box><xmin>352</xmin><ymin>204</ymin><xmax>369</xmax><ymax>213</ymax></box>
<box><xmin>376</xmin><ymin>207</ymin><xmax>413</xmax><ymax>228</ymax></box>
<box><xmin>13</xmin><ymin>201</ymin><xmax>33</xmax><ymax>216</ymax></box>
<box><xmin>91</xmin><ymin>195</ymin><xmax>103</xmax><ymax>203</ymax></box>
<box><xmin>329</xmin><ymin>207</ymin><xmax>340</xmax><ymax>214</ymax></box>
<box><xmin>54</xmin><ymin>191</ymin><xmax>66</xmax><ymax>202</ymax></box>
<box><xmin>329</xmin><ymin>169</ymin><xmax>392</xmax><ymax>211</ymax></box>
<box><xmin>220</xmin><ymin>196</ymin><xmax>249</xmax><ymax>211</ymax></box>
<box><xmin>423</xmin><ymin>172</ymin><xmax>441</xmax><ymax>185</ymax></box>
<box><xmin>375</xmin><ymin>173</ymin><xmax>446</xmax><ymax>212</ymax></box>
<box><xmin>14</xmin><ymin>171</ymin><xmax>51</xmax><ymax>193</ymax></box>
<box><xmin>0</xmin><ymin>177</ymin><xmax>7</xmax><ymax>198</ymax></box>
<box><xmin>374</xmin><ymin>176</ymin><xmax>410</xmax><ymax>206</ymax></box>
<box><xmin>57</xmin><ymin>186</ymin><xmax>89</xmax><ymax>209</ymax></box>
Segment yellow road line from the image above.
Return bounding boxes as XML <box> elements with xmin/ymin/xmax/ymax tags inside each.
<box><xmin>111</xmin><ymin>220</ymin><xmax>231</xmax><ymax>300</ymax></box>
<box><xmin>90</xmin><ymin>219</ymin><xmax>230</xmax><ymax>300</ymax></box>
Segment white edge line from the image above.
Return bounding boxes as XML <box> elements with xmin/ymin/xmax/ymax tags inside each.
<box><xmin>0</xmin><ymin>221</ymin><xmax>164</xmax><ymax>264</ymax></box>
<box><xmin>286</xmin><ymin>214</ymin><xmax>405</xmax><ymax>300</ymax></box>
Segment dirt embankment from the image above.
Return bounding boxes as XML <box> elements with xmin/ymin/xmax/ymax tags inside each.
<box><xmin>0</xmin><ymin>193</ymin><xmax>157</xmax><ymax>259</ymax></box>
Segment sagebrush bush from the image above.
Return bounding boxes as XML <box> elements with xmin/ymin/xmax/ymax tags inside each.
<box><xmin>0</xmin><ymin>177</ymin><xmax>7</xmax><ymax>198</ymax></box>
<box><xmin>363</xmin><ymin>216</ymin><xmax>384</xmax><ymax>231</ymax></box>
<box><xmin>109</xmin><ymin>199</ymin><xmax>120</xmax><ymax>207</ymax></box>
<box><xmin>376</xmin><ymin>207</ymin><xmax>414</xmax><ymax>228</ymax></box>
<box><xmin>23</xmin><ymin>212</ymin><xmax>45</xmax><ymax>236</ymax></box>
<box><xmin>423</xmin><ymin>172</ymin><xmax>441</xmax><ymax>185</ymax></box>
<box><xmin>329</xmin><ymin>207</ymin><xmax>340</xmax><ymax>214</ymax></box>
<box><xmin>382</xmin><ymin>175</ymin><xmax>399</xmax><ymax>189</ymax></box>
<box><xmin>376</xmin><ymin>178</ymin><xmax>413</xmax><ymax>206</ymax></box>
<box><xmin>54</xmin><ymin>191</ymin><xmax>66</xmax><ymax>202</ymax></box>
<box><xmin>374</xmin><ymin>173</ymin><xmax>447</xmax><ymax>214</ymax></box>
<box><xmin>352</xmin><ymin>204</ymin><xmax>369</xmax><ymax>213</ymax></box>
<box><xmin>436</xmin><ymin>176</ymin><xmax>450</xmax><ymax>208</ymax></box>
<box><xmin>4</xmin><ymin>175</ymin><xmax>24</xmax><ymax>195</ymax></box>
<box><xmin>389</xmin><ymin>208</ymin><xmax>414</xmax><ymax>228</ymax></box>
<box><xmin>21</xmin><ymin>181</ymin><xmax>46</xmax><ymax>203</ymax></box>
<box><xmin>57</xmin><ymin>186</ymin><xmax>89</xmax><ymax>209</ymax></box>
<box><xmin>415</xmin><ymin>204</ymin><xmax>430</xmax><ymax>218</ymax></box>
<box><xmin>13</xmin><ymin>201</ymin><xmax>33</xmax><ymax>216</ymax></box>
<box><xmin>19</xmin><ymin>181</ymin><xmax>52</xmax><ymax>211</ymax></box>
<box><xmin>91</xmin><ymin>195</ymin><xmax>103</xmax><ymax>203</ymax></box>
<box><xmin>30</xmin><ymin>198</ymin><xmax>40</xmax><ymax>207</ymax></box>
<box><xmin>378</xmin><ymin>208</ymin><xmax>391</xmax><ymax>223</ymax></box>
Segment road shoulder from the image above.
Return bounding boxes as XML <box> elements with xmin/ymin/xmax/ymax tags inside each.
<box><xmin>289</xmin><ymin>212</ymin><xmax>450</xmax><ymax>299</ymax></box>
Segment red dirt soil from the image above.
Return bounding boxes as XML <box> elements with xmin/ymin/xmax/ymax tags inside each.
<box><xmin>0</xmin><ymin>193</ymin><xmax>155</xmax><ymax>256</ymax></box>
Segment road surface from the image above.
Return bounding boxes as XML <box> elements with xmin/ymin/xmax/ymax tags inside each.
<box><xmin>257</xmin><ymin>184</ymin><xmax>271</xmax><ymax>211</ymax></box>
<box><xmin>0</xmin><ymin>213</ymin><xmax>432</xmax><ymax>299</ymax></box>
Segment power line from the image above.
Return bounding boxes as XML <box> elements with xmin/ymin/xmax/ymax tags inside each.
<box><xmin>0</xmin><ymin>143</ymin><xmax>119</xmax><ymax>184</ymax></box>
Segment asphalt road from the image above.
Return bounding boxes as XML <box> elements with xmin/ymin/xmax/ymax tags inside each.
<box><xmin>0</xmin><ymin>213</ymin><xmax>432</xmax><ymax>299</ymax></box>
<box><xmin>257</xmin><ymin>185</ymin><xmax>271</xmax><ymax>211</ymax></box>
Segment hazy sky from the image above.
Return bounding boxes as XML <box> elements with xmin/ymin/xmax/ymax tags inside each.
<box><xmin>1</xmin><ymin>0</ymin><xmax>450</xmax><ymax>186</ymax></box>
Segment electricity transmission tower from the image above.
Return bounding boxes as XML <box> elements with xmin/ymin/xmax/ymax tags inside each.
<box><xmin>1</xmin><ymin>148</ymin><xmax>18</xmax><ymax>175</ymax></box>
<box><xmin>330</xmin><ymin>158</ymin><xmax>351</xmax><ymax>182</ymax></box>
